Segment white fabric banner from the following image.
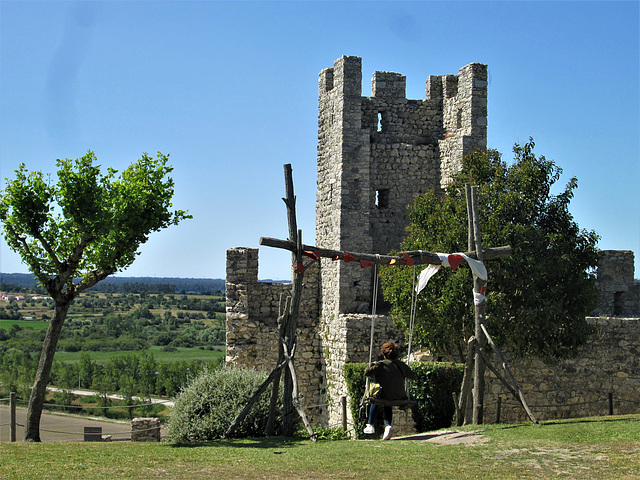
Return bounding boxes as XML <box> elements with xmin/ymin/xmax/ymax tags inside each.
<box><xmin>415</xmin><ymin>252</ymin><xmax>488</xmax><ymax>295</ymax></box>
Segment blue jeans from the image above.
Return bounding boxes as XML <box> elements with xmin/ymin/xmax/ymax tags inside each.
<box><xmin>368</xmin><ymin>404</ymin><xmax>392</xmax><ymax>426</ymax></box>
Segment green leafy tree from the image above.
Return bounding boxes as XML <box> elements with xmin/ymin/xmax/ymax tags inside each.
<box><xmin>0</xmin><ymin>151</ymin><xmax>191</xmax><ymax>441</ymax></box>
<box><xmin>79</xmin><ymin>352</ymin><xmax>95</xmax><ymax>389</ymax></box>
<box><xmin>381</xmin><ymin>139</ymin><xmax>600</xmax><ymax>362</ymax></box>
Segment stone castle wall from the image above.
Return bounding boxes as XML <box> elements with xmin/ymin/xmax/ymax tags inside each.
<box><xmin>226</xmin><ymin>247</ymin><xmax>403</xmax><ymax>427</ymax></box>
<box><xmin>227</xmin><ymin>247</ymin><xmax>640</xmax><ymax>429</ymax></box>
<box><xmin>484</xmin><ymin>316</ymin><xmax>640</xmax><ymax>423</ymax></box>
<box><xmin>483</xmin><ymin>250</ymin><xmax>640</xmax><ymax>423</ymax></box>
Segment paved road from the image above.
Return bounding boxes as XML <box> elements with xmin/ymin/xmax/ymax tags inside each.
<box><xmin>46</xmin><ymin>387</ymin><xmax>175</xmax><ymax>407</ymax></box>
<box><xmin>0</xmin><ymin>406</ymin><xmax>167</xmax><ymax>443</ymax></box>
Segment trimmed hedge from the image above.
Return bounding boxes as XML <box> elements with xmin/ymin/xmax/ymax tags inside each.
<box><xmin>344</xmin><ymin>361</ymin><xmax>463</xmax><ymax>437</ymax></box>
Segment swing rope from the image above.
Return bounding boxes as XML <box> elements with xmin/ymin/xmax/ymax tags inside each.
<box><xmin>363</xmin><ymin>256</ymin><xmax>381</xmax><ymax>403</ymax></box>
<box><xmin>406</xmin><ymin>250</ymin><xmax>424</xmax><ymax>363</ymax></box>
<box><xmin>407</xmin><ymin>263</ymin><xmax>417</xmax><ymax>362</ymax></box>
<box><xmin>367</xmin><ymin>256</ymin><xmax>380</xmax><ymax>367</ymax></box>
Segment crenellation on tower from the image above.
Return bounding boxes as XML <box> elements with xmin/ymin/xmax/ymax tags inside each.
<box><xmin>371</xmin><ymin>71</ymin><xmax>407</xmax><ymax>100</ymax></box>
<box><xmin>318</xmin><ymin>68</ymin><xmax>334</xmax><ymax>94</ymax></box>
<box><xmin>443</xmin><ymin>74</ymin><xmax>458</xmax><ymax>98</ymax></box>
<box><xmin>331</xmin><ymin>55</ymin><xmax>362</xmax><ymax>97</ymax></box>
<box><xmin>425</xmin><ymin>75</ymin><xmax>443</xmax><ymax>100</ymax></box>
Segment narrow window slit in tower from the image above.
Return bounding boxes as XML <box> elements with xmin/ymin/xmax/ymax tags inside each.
<box><xmin>613</xmin><ymin>291</ymin><xmax>624</xmax><ymax>315</ymax></box>
<box><xmin>377</xmin><ymin>112</ymin><xmax>383</xmax><ymax>132</ymax></box>
<box><xmin>375</xmin><ymin>189</ymin><xmax>389</xmax><ymax>209</ymax></box>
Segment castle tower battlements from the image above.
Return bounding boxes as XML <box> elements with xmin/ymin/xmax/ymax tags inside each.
<box><xmin>316</xmin><ymin>56</ymin><xmax>487</xmax><ymax>317</ymax></box>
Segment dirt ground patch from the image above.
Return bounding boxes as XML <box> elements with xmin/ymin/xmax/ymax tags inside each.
<box><xmin>393</xmin><ymin>430</ymin><xmax>488</xmax><ymax>445</ymax></box>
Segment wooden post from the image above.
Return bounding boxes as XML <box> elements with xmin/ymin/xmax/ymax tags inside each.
<box><xmin>266</xmin><ymin>295</ymin><xmax>290</xmax><ymax>436</ymax></box>
<box><xmin>464</xmin><ymin>184</ymin><xmax>475</xmax><ymax>426</ymax></box>
<box><xmin>457</xmin><ymin>336</ymin><xmax>476</xmax><ymax>426</ymax></box>
<box><xmin>281</xmin><ymin>338</ymin><xmax>316</xmax><ymax>440</ymax></box>
<box><xmin>341</xmin><ymin>396</ymin><xmax>347</xmax><ymax>432</ymax></box>
<box><xmin>282</xmin><ymin>164</ymin><xmax>298</xmax><ymax>437</ymax></box>
<box><xmin>452</xmin><ymin>392</ymin><xmax>460</xmax><ymax>426</ymax></box>
<box><xmin>608</xmin><ymin>392</ymin><xmax>614</xmax><ymax>415</ymax></box>
<box><xmin>10</xmin><ymin>392</ymin><xmax>16</xmax><ymax>442</ymax></box>
<box><xmin>467</xmin><ymin>184</ymin><xmax>487</xmax><ymax>425</ymax></box>
<box><xmin>226</xmin><ymin>164</ymin><xmax>315</xmax><ymax>441</ymax></box>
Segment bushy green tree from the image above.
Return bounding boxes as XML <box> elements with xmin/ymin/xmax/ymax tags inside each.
<box><xmin>0</xmin><ymin>151</ymin><xmax>191</xmax><ymax>441</ymax></box>
<box><xmin>381</xmin><ymin>139</ymin><xmax>599</xmax><ymax>362</ymax></box>
<box><xmin>0</xmin><ymin>348</ymin><xmax>38</xmax><ymax>398</ymax></box>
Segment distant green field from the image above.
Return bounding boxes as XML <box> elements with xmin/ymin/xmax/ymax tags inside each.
<box><xmin>0</xmin><ymin>319</ymin><xmax>49</xmax><ymax>330</ymax></box>
<box><xmin>52</xmin><ymin>345</ymin><xmax>225</xmax><ymax>364</ymax></box>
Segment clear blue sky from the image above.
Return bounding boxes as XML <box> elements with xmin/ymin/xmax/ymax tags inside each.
<box><xmin>1</xmin><ymin>1</ymin><xmax>638</xmax><ymax>280</ymax></box>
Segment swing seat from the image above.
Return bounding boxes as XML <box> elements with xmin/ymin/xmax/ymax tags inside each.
<box><xmin>365</xmin><ymin>397</ymin><xmax>417</xmax><ymax>409</ymax></box>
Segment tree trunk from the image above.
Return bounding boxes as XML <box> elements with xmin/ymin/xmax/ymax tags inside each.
<box><xmin>24</xmin><ymin>302</ymin><xmax>71</xmax><ymax>442</ymax></box>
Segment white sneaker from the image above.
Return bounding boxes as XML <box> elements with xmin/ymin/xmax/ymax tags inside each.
<box><xmin>382</xmin><ymin>425</ymin><xmax>393</xmax><ymax>440</ymax></box>
<box><xmin>363</xmin><ymin>424</ymin><xmax>375</xmax><ymax>435</ymax></box>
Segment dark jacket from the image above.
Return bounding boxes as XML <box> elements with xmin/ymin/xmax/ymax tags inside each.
<box><xmin>365</xmin><ymin>359</ymin><xmax>416</xmax><ymax>400</ymax></box>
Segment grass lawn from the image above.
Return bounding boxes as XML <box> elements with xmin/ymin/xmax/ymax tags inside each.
<box><xmin>1</xmin><ymin>415</ymin><xmax>639</xmax><ymax>479</ymax></box>
<box><xmin>52</xmin><ymin>346</ymin><xmax>225</xmax><ymax>364</ymax></box>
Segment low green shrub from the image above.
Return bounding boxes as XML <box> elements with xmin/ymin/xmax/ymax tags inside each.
<box><xmin>295</xmin><ymin>423</ymin><xmax>350</xmax><ymax>441</ymax></box>
<box><xmin>168</xmin><ymin>366</ymin><xmax>282</xmax><ymax>442</ymax></box>
<box><xmin>344</xmin><ymin>361</ymin><xmax>463</xmax><ymax>437</ymax></box>
<box><xmin>409</xmin><ymin>362</ymin><xmax>464</xmax><ymax>431</ymax></box>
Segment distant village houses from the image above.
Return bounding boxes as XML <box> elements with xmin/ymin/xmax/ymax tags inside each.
<box><xmin>0</xmin><ymin>292</ymin><xmax>51</xmax><ymax>302</ymax></box>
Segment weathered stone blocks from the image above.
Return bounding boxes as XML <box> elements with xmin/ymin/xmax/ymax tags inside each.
<box><xmin>131</xmin><ymin>417</ymin><xmax>161</xmax><ymax>442</ymax></box>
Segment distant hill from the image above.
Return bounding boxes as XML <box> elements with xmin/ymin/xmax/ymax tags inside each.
<box><xmin>0</xmin><ymin>272</ymin><xmax>226</xmax><ymax>294</ymax></box>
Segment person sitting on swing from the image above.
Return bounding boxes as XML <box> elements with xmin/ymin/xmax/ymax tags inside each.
<box><xmin>364</xmin><ymin>341</ymin><xmax>416</xmax><ymax>440</ymax></box>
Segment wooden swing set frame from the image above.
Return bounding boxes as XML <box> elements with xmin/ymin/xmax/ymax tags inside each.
<box><xmin>223</xmin><ymin>164</ymin><xmax>535</xmax><ymax>440</ymax></box>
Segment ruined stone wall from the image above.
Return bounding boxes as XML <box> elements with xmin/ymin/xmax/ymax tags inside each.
<box><xmin>592</xmin><ymin>250</ymin><xmax>639</xmax><ymax>317</ymax></box>
<box><xmin>225</xmin><ymin>245</ymin><xmax>640</xmax><ymax>429</ymax></box>
<box><xmin>225</xmin><ymin>247</ymin><xmax>326</xmax><ymax>422</ymax></box>
<box><xmin>484</xmin><ymin>316</ymin><xmax>640</xmax><ymax>423</ymax></box>
<box><xmin>484</xmin><ymin>250</ymin><xmax>640</xmax><ymax>424</ymax></box>
<box><xmin>225</xmin><ymin>56</ymin><xmax>640</xmax><ymax>432</ymax></box>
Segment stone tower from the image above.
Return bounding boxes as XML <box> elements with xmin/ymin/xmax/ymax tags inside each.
<box><xmin>313</xmin><ymin>56</ymin><xmax>487</xmax><ymax>426</ymax></box>
<box><xmin>316</xmin><ymin>56</ymin><xmax>488</xmax><ymax>317</ymax></box>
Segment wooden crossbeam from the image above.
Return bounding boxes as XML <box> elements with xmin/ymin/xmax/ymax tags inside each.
<box><xmin>259</xmin><ymin>236</ymin><xmax>511</xmax><ymax>266</ymax></box>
